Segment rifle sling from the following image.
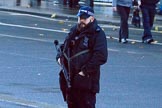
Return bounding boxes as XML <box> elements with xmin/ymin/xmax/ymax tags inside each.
<box><xmin>63</xmin><ymin>49</ymin><xmax>90</xmax><ymax>61</ymax></box>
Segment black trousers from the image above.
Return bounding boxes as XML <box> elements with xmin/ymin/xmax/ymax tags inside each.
<box><xmin>117</xmin><ymin>5</ymin><xmax>130</xmax><ymax>41</ymax></box>
<box><xmin>86</xmin><ymin>0</ymin><xmax>94</xmax><ymax>7</ymax></box>
<box><xmin>16</xmin><ymin>0</ymin><xmax>21</xmax><ymax>6</ymax></box>
<box><xmin>37</xmin><ymin>0</ymin><xmax>41</xmax><ymax>6</ymax></box>
<box><xmin>67</xmin><ymin>89</ymin><xmax>96</xmax><ymax>108</ymax></box>
<box><xmin>141</xmin><ymin>5</ymin><xmax>156</xmax><ymax>40</ymax></box>
<box><xmin>68</xmin><ymin>0</ymin><xmax>79</xmax><ymax>8</ymax></box>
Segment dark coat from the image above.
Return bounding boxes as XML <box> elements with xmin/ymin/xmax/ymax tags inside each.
<box><xmin>141</xmin><ymin>0</ymin><xmax>159</xmax><ymax>6</ymax></box>
<box><xmin>62</xmin><ymin>19</ymin><xmax>108</xmax><ymax>93</ymax></box>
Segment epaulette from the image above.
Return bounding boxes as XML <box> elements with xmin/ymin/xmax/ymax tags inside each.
<box><xmin>96</xmin><ymin>26</ymin><xmax>101</xmax><ymax>32</ymax></box>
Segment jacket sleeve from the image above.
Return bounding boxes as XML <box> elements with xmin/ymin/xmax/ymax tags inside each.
<box><xmin>81</xmin><ymin>30</ymin><xmax>108</xmax><ymax>75</ymax></box>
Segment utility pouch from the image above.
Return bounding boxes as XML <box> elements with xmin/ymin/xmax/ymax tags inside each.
<box><xmin>73</xmin><ymin>74</ymin><xmax>92</xmax><ymax>91</ymax></box>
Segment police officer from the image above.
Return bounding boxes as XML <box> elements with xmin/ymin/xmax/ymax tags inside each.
<box><xmin>57</xmin><ymin>6</ymin><xmax>108</xmax><ymax>108</ymax></box>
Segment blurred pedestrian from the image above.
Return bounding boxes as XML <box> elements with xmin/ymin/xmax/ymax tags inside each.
<box><xmin>113</xmin><ymin>0</ymin><xmax>138</xmax><ymax>43</ymax></box>
<box><xmin>37</xmin><ymin>0</ymin><xmax>41</xmax><ymax>6</ymax></box>
<box><xmin>140</xmin><ymin>0</ymin><xmax>160</xmax><ymax>44</ymax></box>
<box><xmin>69</xmin><ymin>0</ymin><xmax>79</xmax><ymax>8</ymax></box>
<box><xmin>63</xmin><ymin>0</ymin><xmax>67</xmax><ymax>5</ymax></box>
<box><xmin>86</xmin><ymin>0</ymin><xmax>94</xmax><ymax>8</ymax></box>
<box><xmin>16</xmin><ymin>0</ymin><xmax>21</xmax><ymax>6</ymax></box>
<box><xmin>56</xmin><ymin>6</ymin><xmax>108</xmax><ymax>108</ymax></box>
<box><xmin>29</xmin><ymin>0</ymin><xmax>41</xmax><ymax>7</ymax></box>
<box><xmin>157</xmin><ymin>0</ymin><xmax>162</xmax><ymax>15</ymax></box>
<box><xmin>158</xmin><ymin>5</ymin><xmax>162</xmax><ymax>15</ymax></box>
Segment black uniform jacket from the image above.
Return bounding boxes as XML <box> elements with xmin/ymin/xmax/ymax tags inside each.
<box><xmin>60</xmin><ymin>19</ymin><xmax>108</xmax><ymax>93</ymax></box>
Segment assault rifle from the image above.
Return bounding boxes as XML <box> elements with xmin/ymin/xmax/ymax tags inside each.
<box><xmin>54</xmin><ymin>40</ymin><xmax>71</xmax><ymax>89</ymax></box>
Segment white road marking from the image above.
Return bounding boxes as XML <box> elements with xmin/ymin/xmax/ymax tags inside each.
<box><xmin>127</xmin><ymin>51</ymin><xmax>138</xmax><ymax>54</ymax></box>
<box><xmin>0</xmin><ymin>33</ymin><xmax>53</xmax><ymax>43</ymax></box>
<box><xmin>0</xmin><ymin>50</ymin><xmax>54</xmax><ymax>61</ymax></box>
<box><xmin>0</xmin><ymin>94</ymin><xmax>65</xmax><ymax>108</ymax></box>
<box><xmin>106</xmin><ymin>36</ymin><xmax>162</xmax><ymax>45</ymax></box>
<box><xmin>1</xmin><ymin>12</ymin><xmax>162</xmax><ymax>46</ymax></box>
<box><xmin>5</xmin><ymin>11</ymin><xmax>162</xmax><ymax>34</ymax></box>
<box><xmin>0</xmin><ymin>22</ymin><xmax>69</xmax><ymax>33</ymax></box>
<box><xmin>0</xmin><ymin>33</ymin><xmax>56</xmax><ymax>61</ymax></box>
<box><xmin>0</xmin><ymin>33</ymin><xmax>119</xmax><ymax>54</ymax></box>
<box><xmin>108</xmin><ymin>48</ymin><xmax>119</xmax><ymax>52</ymax></box>
<box><xmin>100</xmin><ymin>24</ymin><xmax>162</xmax><ymax>34</ymax></box>
<box><xmin>10</xmin><ymin>12</ymin><xmax>76</xmax><ymax>23</ymax></box>
<box><xmin>1</xmin><ymin>21</ymin><xmax>161</xmax><ymax>46</ymax></box>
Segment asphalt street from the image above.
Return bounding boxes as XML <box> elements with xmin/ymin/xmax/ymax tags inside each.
<box><xmin>0</xmin><ymin>11</ymin><xmax>162</xmax><ymax>108</ymax></box>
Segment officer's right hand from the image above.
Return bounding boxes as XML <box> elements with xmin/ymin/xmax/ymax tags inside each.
<box><xmin>57</xmin><ymin>58</ymin><xmax>61</xmax><ymax>65</ymax></box>
<box><xmin>113</xmin><ymin>7</ymin><xmax>117</xmax><ymax>11</ymax></box>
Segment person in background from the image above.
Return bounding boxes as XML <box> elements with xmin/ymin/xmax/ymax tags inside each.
<box><xmin>29</xmin><ymin>0</ymin><xmax>41</xmax><ymax>7</ymax></box>
<box><xmin>63</xmin><ymin>0</ymin><xmax>67</xmax><ymax>5</ymax></box>
<box><xmin>37</xmin><ymin>0</ymin><xmax>41</xmax><ymax>6</ymax></box>
<box><xmin>112</xmin><ymin>0</ymin><xmax>138</xmax><ymax>43</ymax></box>
<box><xmin>86</xmin><ymin>0</ymin><xmax>94</xmax><ymax>8</ymax></box>
<box><xmin>16</xmin><ymin>0</ymin><xmax>21</xmax><ymax>6</ymax></box>
<box><xmin>69</xmin><ymin>0</ymin><xmax>80</xmax><ymax>8</ymax></box>
<box><xmin>140</xmin><ymin>0</ymin><xmax>160</xmax><ymax>44</ymax></box>
<box><xmin>56</xmin><ymin>6</ymin><xmax>108</xmax><ymax>108</ymax></box>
